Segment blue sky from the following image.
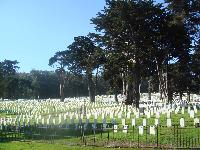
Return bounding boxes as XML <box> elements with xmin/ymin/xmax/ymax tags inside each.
<box><xmin>0</xmin><ymin>0</ymin><xmax>163</xmax><ymax>73</ymax></box>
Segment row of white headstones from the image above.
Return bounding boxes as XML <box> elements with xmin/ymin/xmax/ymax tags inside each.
<box><xmin>0</xmin><ymin>94</ymin><xmax>200</xmax><ymax>135</ymax></box>
<box><xmin>0</xmin><ymin>117</ymin><xmax>199</xmax><ymax>136</ymax></box>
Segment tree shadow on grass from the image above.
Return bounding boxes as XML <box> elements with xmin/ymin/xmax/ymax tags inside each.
<box><xmin>0</xmin><ymin>123</ymin><xmax>113</xmax><ymax>143</ymax></box>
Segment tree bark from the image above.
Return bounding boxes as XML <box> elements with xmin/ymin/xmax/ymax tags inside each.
<box><xmin>114</xmin><ymin>86</ymin><xmax>118</xmax><ymax>103</ymax></box>
<box><xmin>155</xmin><ymin>60</ymin><xmax>167</xmax><ymax>101</ymax></box>
<box><xmin>148</xmin><ymin>77</ymin><xmax>152</xmax><ymax>100</ymax></box>
<box><xmin>125</xmin><ymin>61</ymin><xmax>140</xmax><ymax>108</ymax></box>
<box><xmin>95</xmin><ymin>67</ymin><xmax>99</xmax><ymax>95</ymax></box>
<box><xmin>60</xmin><ymin>83</ymin><xmax>64</xmax><ymax>102</ymax></box>
<box><xmin>58</xmin><ymin>69</ymin><xmax>65</xmax><ymax>102</ymax></box>
<box><xmin>86</xmin><ymin>69</ymin><xmax>95</xmax><ymax>102</ymax></box>
<box><xmin>133</xmin><ymin>62</ymin><xmax>140</xmax><ymax>108</ymax></box>
<box><xmin>122</xmin><ymin>72</ymin><xmax>127</xmax><ymax>95</ymax></box>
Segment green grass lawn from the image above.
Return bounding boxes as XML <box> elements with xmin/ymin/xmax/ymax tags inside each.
<box><xmin>0</xmin><ymin>141</ymin><xmax>151</xmax><ymax>150</ymax></box>
<box><xmin>1</xmin><ymin>100</ymin><xmax>200</xmax><ymax>149</ymax></box>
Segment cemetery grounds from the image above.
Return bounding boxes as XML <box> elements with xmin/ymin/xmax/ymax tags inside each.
<box><xmin>1</xmin><ymin>94</ymin><xmax>200</xmax><ymax>149</ymax></box>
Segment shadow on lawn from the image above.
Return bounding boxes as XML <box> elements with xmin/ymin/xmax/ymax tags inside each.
<box><xmin>0</xmin><ymin>123</ymin><xmax>113</xmax><ymax>142</ymax></box>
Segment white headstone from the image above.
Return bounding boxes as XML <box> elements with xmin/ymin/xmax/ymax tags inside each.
<box><xmin>110</xmin><ymin>113</ymin><xmax>113</xmax><ymax>119</ymax></box>
<box><xmin>94</xmin><ymin>113</ymin><xmax>98</xmax><ymax>119</ymax></box>
<box><xmin>167</xmin><ymin>118</ymin><xmax>172</xmax><ymax>127</ymax></box>
<box><xmin>156</xmin><ymin>112</ymin><xmax>160</xmax><ymax>119</ymax></box>
<box><xmin>155</xmin><ymin>119</ymin><xmax>159</xmax><ymax>126</ymax></box>
<box><xmin>194</xmin><ymin>106</ymin><xmax>197</xmax><ymax>113</ymax></box>
<box><xmin>139</xmin><ymin>126</ymin><xmax>143</xmax><ymax>135</ymax></box>
<box><xmin>188</xmin><ymin>107</ymin><xmax>190</xmax><ymax>114</ymax></box>
<box><xmin>167</xmin><ymin>112</ymin><xmax>171</xmax><ymax>119</ymax></box>
<box><xmin>190</xmin><ymin>110</ymin><xmax>194</xmax><ymax>118</ymax></box>
<box><xmin>118</xmin><ymin>113</ymin><xmax>122</xmax><ymax>119</ymax></box>
<box><xmin>146</xmin><ymin>111</ymin><xmax>150</xmax><ymax>119</ymax></box>
<box><xmin>114</xmin><ymin>125</ymin><xmax>118</xmax><ymax>133</ymax></box>
<box><xmin>123</xmin><ymin>125</ymin><xmax>128</xmax><ymax>133</ymax></box>
<box><xmin>150</xmin><ymin>126</ymin><xmax>155</xmax><ymax>135</ymax></box>
<box><xmin>102</xmin><ymin>113</ymin><xmax>105</xmax><ymax>119</ymax></box>
<box><xmin>36</xmin><ymin>118</ymin><xmax>39</xmax><ymax>124</ymax></box>
<box><xmin>180</xmin><ymin>118</ymin><xmax>185</xmax><ymax>127</ymax></box>
<box><xmin>127</xmin><ymin>112</ymin><xmax>131</xmax><ymax>119</ymax></box>
<box><xmin>132</xmin><ymin>118</ymin><xmax>136</xmax><ymax>126</ymax></box>
<box><xmin>143</xmin><ymin>118</ymin><xmax>147</xmax><ymax>127</ymax></box>
<box><xmin>42</xmin><ymin>118</ymin><xmax>44</xmax><ymax>124</ymax></box>
<box><xmin>194</xmin><ymin>118</ymin><xmax>199</xmax><ymax>126</ymax></box>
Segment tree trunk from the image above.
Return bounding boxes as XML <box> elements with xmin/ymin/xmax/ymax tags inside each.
<box><xmin>155</xmin><ymin>61</ymin><xmax>167</xmax><ymax>101</ymax></box>
<box><xmin>148</xmin><ymin>77</ymin><xmax>152</xmax><ymax>100</ymax></box>
<box><xmin>95</xmin><ymin>67</ymin><xmax>99</xmax><ymax>95</ymax></box>
<box><xmin>125</xmin><ymin>79</ymin><xmax>133</xmax><ymax>105</ymax></box>
<box><xmin>167</xmin><ymin>72</ymin><xmax>173</xmax><ymax>104</ymax></box>
<box><xmin>125</xmin><ymin>61</ymin><xmax>140</xmax><ymax>108</ymax></box>
<box><xmin>114</xmin><ymin>86</ymin><xmax>118</xmax><ymax>103</ymax></box>
<box><xmin>86</xmin><ymin>69</ymin><xmax>95</xmax><ymax>102</ymax></box>
<box><xmin>122</xmin><ymin>73</ymin><xmax>127</xmax><ymax>95</ymax></box>
<box><xmin>179</xmin><ymin>92</ymin><xmax>183</xmax><ymax>100</ymax></box>
<box><xmin>58</xmin><ymin>69</ymin><xmax>65</xmax><ymax>102</ymax></box>
<box><xmin>187</xmin><ymin>90</ymin><xmax>190</xmax><ymax>102</ymax></box>
<box><xmin>60</xmin><ymin>83</ymin><xmax>64</xmax><ymax>102</ymax></box>
<box><xmin>133</xmin><ymin>63</ymin><xmax>140</xmax><ymax>108</ymax></box>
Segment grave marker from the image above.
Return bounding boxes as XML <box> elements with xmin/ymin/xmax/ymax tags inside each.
<box><xmin>114</xmin><ymin>125</ymin><xmax>118</xmax><ymax>133</ymax></box>
<box><xmin>123</xmin><ymin>125</ymin><xmax>128</xmax><ymax>133</ymax></box>
<box><xmin>139</xmin><ymin>126</ymin><xmax>143</xmax><ymax>135</ymax></box>
<box><xmin>167</xmin><ymin>118</ymin><xmax>172</xmax><ymax>127</ymax></box>
<box><xmin>180</xmin><ymin>118</ymin><xmax>185</xmax><ymax>127</ymax></box>
<box><xmin>132</xmin><ymin>118</ymin><xmax>136</xmax><ymax>126</ymax></box>
<box><xmin>150</xmin><ymin>126</ymin><xmax>155</xmax><ymax>135</ymax></box>
<box><xmin>143</xmin><ymin>118</ymin><xmax>147</xmax><ymax>127</ymax></box>
<box><xmin>190</xmin><ymin>110</ymin><xmax>194</xmax><ymax>118</ymax></box>
<box><xmin>155</xmin><ymin>119</ymin><xmax>159</xmax><ymax>126</ymax></box>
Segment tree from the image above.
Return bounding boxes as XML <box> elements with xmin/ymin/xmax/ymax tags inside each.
<box><xmin>92</xmin><ymin>0</ymin><xmax>171</xmax><ymax>107</ymax></box>
<box><xmin>49</xmin><ymin>51</ymin><xmax>69</xmax><ymax>101</ymax></box>
<box><xmin>0</xmin><ymin>60</ymin><xmax>19</xmax><ymax>99</ymax></box>
<box><xmin>67</xmin><ymin>36</ymin><xmax>104</xmax><ymax>102</ymax></box>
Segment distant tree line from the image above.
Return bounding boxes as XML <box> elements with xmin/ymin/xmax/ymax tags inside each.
<box><xmin>0</xmin><ymin>60</ymin><xmax>110</xmax><ymax>99</ymax></box>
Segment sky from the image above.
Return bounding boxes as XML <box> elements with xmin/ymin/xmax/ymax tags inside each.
<box><xmin>0</xmin><ymin>0</ymin><xmax>163</xmax><ymax>73</ymax></box>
